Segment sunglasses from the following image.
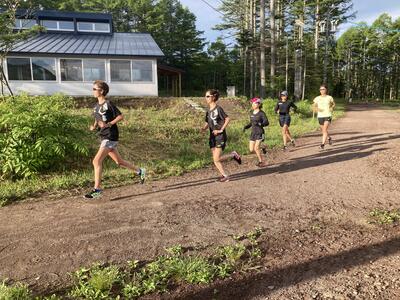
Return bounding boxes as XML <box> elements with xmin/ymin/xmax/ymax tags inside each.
<box><xmin>205</xmin><ymin>95</ymin><xmax>213</xmax><ymax>98</ymax></box>
<box><xmin>92</xmin><ymin>88</ymin><xmax>102</xmax><ymax>91</ymax></box>
<box><xmin>320</xmin><ymin>88</ymin><xmax>326</xmax><ymax>90</ymax></box>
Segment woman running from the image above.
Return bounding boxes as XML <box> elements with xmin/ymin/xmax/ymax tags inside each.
<box><xmin>85</xmin><ymin>80</ymin><xmax>145</xmax><ymax>199</ymax></box>
<box><xmin>243</xmin><ymin>97</ymin><xmax>269</xmax><ymax>167</ymax></box>
<box><xmin>274</xmin><ymin>91</ymin><xmax>297</xmax><ymax>150</ymax></box>
<box><xmin>201</xmin><ymin>89</ymin><xmax>242</xmax><ymax>182</ymax></box>
<box><xmin>313</xmin><ymin>84</ymin><xmax>335</xmax><ymax>150</ymax></box>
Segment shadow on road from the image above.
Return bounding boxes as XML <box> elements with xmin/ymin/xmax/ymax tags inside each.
<box><xmin>178</xmin><ymin>235</ymin><xmax>400</xmax><ymax>300</ymax></box>
<box><xmin>110</xmin><ymin>132</ymin><xmax>398</xmax><ymax>201</ymax></box>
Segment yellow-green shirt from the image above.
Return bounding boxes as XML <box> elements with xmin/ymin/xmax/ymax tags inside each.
<box><xmin>313</xmin><ymin>95</ymin><xmax>335</xmax><ymax>118</ymax></box>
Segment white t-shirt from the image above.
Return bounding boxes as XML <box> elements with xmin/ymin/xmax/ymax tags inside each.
<box><xmin>313</xmin><ymin>95</ymin><xmax>335</xmax><ymax>118</ymax></box>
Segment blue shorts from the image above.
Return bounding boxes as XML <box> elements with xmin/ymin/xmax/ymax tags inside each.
<box><xmin>279</xmin><ymin>114</ymin><xmax>291</xmax><ymax>127</ymax></box>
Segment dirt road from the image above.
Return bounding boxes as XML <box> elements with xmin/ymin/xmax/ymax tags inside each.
<box><xmin>0</xmin><ymin>104</ymin><xmax>399</xmax><ymax>299</ymax></box>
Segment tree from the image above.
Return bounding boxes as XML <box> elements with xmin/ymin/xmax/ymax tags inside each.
<box><xmin>0</xmin><ymin>0</ymin><xmax>43</xmax><ymax>96</ymax></box>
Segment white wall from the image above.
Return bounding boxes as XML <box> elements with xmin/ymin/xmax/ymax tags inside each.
<box><xmin>4</xmin><ymin>57</ymin><xmax>159</xmax><ymax>96</ymax></box>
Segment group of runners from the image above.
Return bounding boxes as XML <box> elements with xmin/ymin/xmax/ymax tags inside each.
<box><xmin>84</xmin><ymin>81</ymin><xmax>335</xmax><ymax>198</ymax></box>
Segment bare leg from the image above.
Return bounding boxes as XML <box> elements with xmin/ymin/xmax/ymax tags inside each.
<box><xmin>249</xmin><ymin>141</ymin><xmax>255</xmax><ymax>153</ymax></box>
<box><xmin>254</xmin><ymin>140</ymin><xmax>264</xmax><ymax>162</ymax></box>
<box><xmin>108</xmin><ymin>148</ymin><xmax>140</xmax><ymax>173</ymax></box>
<box><xmin>322</xmin><ymin>121</ymin><xmax>330</xmax><ymax>145</ymax></box>
<box><xmin>282</xmin><ymin>126</ymin><xmax>287</xmax><ymax>146</ymax></box>
<box><xmin>212</xmin><ymin>147</ymin><xmax>227</xmax><ymax>176</ymax></box>
<box><xmin>93</xmin><ymin>147</ymin><xmax>111</xmax><ymax>189</ymax></box>
<box><xmin>285</xmin><ymin>126</ymin><xmax>293</xmax><ymax>142</ymax></box>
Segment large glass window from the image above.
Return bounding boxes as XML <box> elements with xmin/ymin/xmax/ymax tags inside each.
<box><xmin>41</xmin><ymin>20</ymin><xmax>74</xmax><ymax>31</ymax></box>
<box><xmin>59</xmin><ymin>21</ymin><xmax>74</xmax><ymax>31</ymax></box>
<box><xmin>83</xmin><ymin>60</ymin><xmax>106</xmax><ymax>81</ymax></box>
<box><xmin>14</xmin><ymin>19</ymin><xmax>37</xmax><ymax>29</ymax></box>
<box><xmin>77</xmin><ymin>22</ymin><xmax>110</xmax><ymax>33</ymax></box>
<box><xmin>32</xmin><ymin>58</ymin><xmax>56</xmax><ymax>81</ymax></box>
<box><xmin>110</xmin><ymin>60</ymin><xmax>131</xmax><ymax>82</ymax></box>
<box><xmin>60</xmin><ymin>59</ymin><xmax>83</xmax><ymax>81</ymax></box>
<box><xmin>7</xmin><ymin>58</ymin><xmax>32</xmax><ymax>80</ymax></box>
<box><xmin>41</xmin><ymin>20</ymin><xmax>58</xmax><ymax>30</ymax></box>
<box><xmin>132</xmin><ymin>61</ymin><xmax>153</xmax><ymax>82</ymax></box>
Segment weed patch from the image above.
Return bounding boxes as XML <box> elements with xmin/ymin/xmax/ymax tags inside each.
<box><xmin>369</xmin><ymin>208</ymin><xmax>400</xmax><ymax>225</ymax></box>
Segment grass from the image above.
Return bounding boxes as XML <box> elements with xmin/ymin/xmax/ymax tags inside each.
<box><xmin>0</xmin><ymin>97</ymin><xmax>345</xmax><ymax>205</ymax></box>
<box><xmin>369</xmin><ymin>208</ymin><xmax>400</xmax><ymax>225</ymax></box>
<box><xmin>0</xmin><ymin>228</ymin><xmax>264</xmax><ymax>299</ymax></box>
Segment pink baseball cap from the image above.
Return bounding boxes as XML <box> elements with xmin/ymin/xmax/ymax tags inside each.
<box><xmin>250</xmin><ymin>97</ymin><xmax>262</xmax><ymax>104</ymax></box>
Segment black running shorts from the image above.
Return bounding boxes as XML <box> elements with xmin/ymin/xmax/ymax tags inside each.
<box><xmin>250</xmin><ymin>132</ymin><xmax>265</xmax><ymax>142</ymax></box>
<box><xmin>279</xmin><ymin>114</ymin><xmax>291</xmax><ymax>127</ymax></box>
<box><xmin>209</xmin><ymin>133</ymin><xmax>227</xmax><ymax>150</ymax></box>
<box><xmin>318</xmin><ymin>117</ymin><xmax>332</xmax><ymax>125</ymax></box>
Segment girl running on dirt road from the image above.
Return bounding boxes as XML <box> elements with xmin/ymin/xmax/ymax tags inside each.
<box><xmin>243</xmin><ymin>97</ymin><xmax>269</xmax><ymax>167</ymax></box>
<box><xmin>274</xmin><ymin>91</ymin><xmax>297</xmax><ymax>151</ymax></box>
<box><xmin>85</xmin><ymin>80</ymin><xmax>146</xmax><ymax>199</ymax></box>
<box><xmin>312</xmin><ymin>84</ymin><xmax>335</xmax><ymax>150</ymax></box>
<box><xmin>201</xmin><ymin>89</ymin><xmax>242</xmax><ymax>182</ymax></box>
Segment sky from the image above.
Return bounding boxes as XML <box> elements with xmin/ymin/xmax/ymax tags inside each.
<box><xmin>179</xmin><ymin>0</ymin><xmax>400</xmax><ymax>45</ymax></box>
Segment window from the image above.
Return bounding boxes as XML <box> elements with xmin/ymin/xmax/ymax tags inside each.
<box><xmin>32</xmin><ymin>58</ymin><xmax>56</xmax><ymax>81</ymax></box>
<box><xmin>14</xmin><ymin>19</ymin><xmax>37</xmax><ymax>29</ymax></box>
<box><xmin>41</xmin><ymin>20</ymin><xmax>74</xmax><ymax>31</ymax></box>
<box><xmin>77</xmin><ymin>22</ymin><xmax>110</xmax><ymax>33</ymax></box>
<box><xmin>59</xmin><ymin>21</ymin><xmax>74</xmax><ymax>31</ymax></box>
<box><xmin>132</xmin><ymin>61</ymin><xmax>153</xmax><ymax>82</ymax></box>
<box><xmin>110</xmin><ymin>60</ymin><xmax>131</xmax><ymax>82</ymax></box>
<box><xmin>41</xmin><ymin>20</ymin><xmax>58</xmax><ymax>30</ymax></box>
<box><xmin>60</xmin><ymin>59</ymin><xmax>83</xmax><ymax>81</ymax></box>
<box><xmin>7</xmin><ymin>58</ymin><xmax>32</xmax><ymax>80</ymax></box>
<box><xmin>83</xmin><ymin>60</ymin><xmax>106</xmax><ymax>81</ymax></box>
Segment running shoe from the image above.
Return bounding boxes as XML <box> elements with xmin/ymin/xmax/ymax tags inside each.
<box><xmin>282</xmin><ymin>145</ymin><xmax>287</xmax><ymax>151</ymax></box>
<box><xmin>84</xmin><ymin>189</ymin><xmax>102</xmax><ymax>199</ymax></box>
<box><xmin>262</xmin><ymin>146</ymin><xmax>267</xmax><ymax>154</ymax></box>
<box><xmin>138</xmin><ymin>168</ymin><xmax>146</xmax><ymax>184</ymax></box>
<box><xmin>232</xmin><ymin>151</ymin><xmax>242</xmax><ymax>165</ymax></box>
<box><xmin>256</xmin><ymin>161</ymin><xmax>267</xmax><ymax>168</ymax></box>
<box><xmin>319</xmin><ymin>144</ymin><xmax>325</xmax><ymax>150</ymax></box>
<box><xmin>328</xmin><ymin>137</ymin><xmax>333</xmax><ymax>145</ymax></box>
<box><xmin>291</xmin><ymin>139</ymin><xmax>296</xmax><ymax>147</ymax></box>
<box><xmin>217</xmin><ymin>175</ymin><xmax>230</xmax><ymax>182</ymax></box>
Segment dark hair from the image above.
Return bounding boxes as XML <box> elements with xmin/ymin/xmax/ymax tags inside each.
<box><xmin>93</xmin><ymin>80</ymin><xmax>109</xmax><ymax>96</ymax></box>
<box><xmin>206</xmin><ymin>89</ymin><xmax>220</xmax><ymax>101</ymax></box>
<box><xmin>320</xmin><ymin>84</ymin><xmax>328</xmax><ymax>91</ymax></box>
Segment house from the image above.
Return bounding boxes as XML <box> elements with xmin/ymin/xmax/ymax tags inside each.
<box><xmin>4</xmin><ymin>10</ymin><xmax>164</xmax><ymax>96</ymax></box>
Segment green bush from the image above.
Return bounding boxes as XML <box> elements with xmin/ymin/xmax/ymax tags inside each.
<box><xmin>0</xmin><ymin>94</ymin><xmax>90</xmax><ymax>179</ymax></box>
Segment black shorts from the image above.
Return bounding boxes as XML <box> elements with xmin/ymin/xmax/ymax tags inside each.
<box><xmin>318</xmin><ymin>117</ymin><xmax>332</xmax><ymax>125</ymax></box>
<box><xmin>209</xmin><ymin>133</ymin><xmax>227</xmax><ymax>150</ymax></box>
<box><xmin>250</xmin><ymin>132</ymin><xmax>265</xmax><ymax>142</ymax></box>
<box><xmin>279</xmin><ymin>114</ymin><xmax>291</xmax><ymax>127</ymax></box>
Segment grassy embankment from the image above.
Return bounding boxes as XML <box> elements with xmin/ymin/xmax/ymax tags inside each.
<box><xmin>0</xmin><ymin>97</ymin><xmax>345</xmax><ymax>205</ymax></box>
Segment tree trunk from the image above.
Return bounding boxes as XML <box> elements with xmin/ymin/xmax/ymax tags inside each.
<box><xmin>260</xmin><ymin>0</ymin><xmax>266</xmax><ymax>98</ymax></box>
<box><xmin>314</xmin><ymin>0</ymin><xmax>319</xmax><ymax>65</ymax></box>
<box><xmin>270</xmin><ymin>0</ymin><xmax>276</xmax><ymax>94</ymax></box>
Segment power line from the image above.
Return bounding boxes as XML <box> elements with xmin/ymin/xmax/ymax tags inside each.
<box><xmin>199</xmin><ymin>0</ymin><xmax>224</xmax><ymax>16</ymax></box>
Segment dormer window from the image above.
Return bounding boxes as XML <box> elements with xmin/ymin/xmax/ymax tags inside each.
<box><xmin>77</xmin><ymin>22</ymin><xmax>110</xmax><ymax>33</ymax></box>
<box><xmin>41</xmin><ymin>20</ymin><xmax>74</xmax><ymax>31</ymax></box>
<box><xmin>14</xmin><ymin>19</ymin><xmax>37</xmax><ymax>29</ymax></box>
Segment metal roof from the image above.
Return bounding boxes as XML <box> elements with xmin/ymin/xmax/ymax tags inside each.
<box><xmin>9</xmin><ymin>33</ymin><xmax>164</xmax><ymax>57</ymax></box>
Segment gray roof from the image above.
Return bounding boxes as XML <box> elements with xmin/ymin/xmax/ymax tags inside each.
<box><xmin>10</xmin><ymin>33</ymin><xmax>164</xmax><ymax>57</ymax></box>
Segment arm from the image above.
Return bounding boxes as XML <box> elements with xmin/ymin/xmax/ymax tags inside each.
<box><xmin>243</xmin><ymin>122</ymin><xmax>252</xmax><ymax>131</ymax></box>
<box><xmin>213</xmin><ymin>117</ymin><xmax>230</xmax><ymax>135</ymax></box>
<box><xmin>274</xmin><ymin>102</ymin><xmax>279</xmax><ymax>113</ymax></box>
<box><xmin>259</xmin><ymin>112</ymin><xmax>269</xmax><ymax>127</ymax></box>
<box><xmin>291</xmin><ymin>101</ymin><xmax>298</xmax><ymax>113</ymax></box>
<box><xmin>90</xmin><ymin>119</ymin><xmax>98</xmax><ymax>131</ymax></box>
<box><xmin>330</xmin><ymin>98</ymin><xmax>336</xmax><ymax>111</ymax></box>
